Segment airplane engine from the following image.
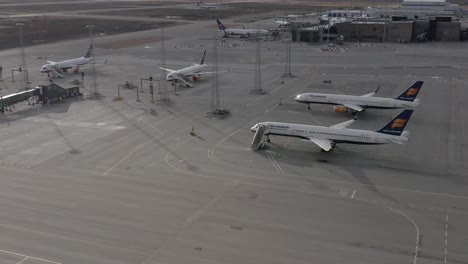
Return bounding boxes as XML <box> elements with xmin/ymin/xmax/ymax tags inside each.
<box><xmin>334</xmin><ymin>105</ymin><xmax>348</xmax><ymax>113</ymax></box>
<box><xmin>192</xmin><ymin>75</ymin><xmax>200</xmax><ymax>81</ymax></box>
<box><xmin>72</xmin><ymin>66</ymin><xmax>80</xmax><ymax>73</ymax></box>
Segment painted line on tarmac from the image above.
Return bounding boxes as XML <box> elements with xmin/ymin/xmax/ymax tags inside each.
<box><xmin>0</xmin><ymin>249</ymin><xmax>63</xmax><ymax>264</ymax></box>
<box><xmin>284</xmin><ymin>172</ymin><xmax>468</xmax><ymax>200</ymax></box>
<box><xmin>444</xmin><ymin>214</ymin><xmax>449</xmax><ymax>264</ymax></box>
<box><xmin>266</xmin><ymin>150</ymin><xmax>285</xmax><ymax>175</ymax></box>
<box><xmin>375</xmin><ymin>202</ymin><xmax>420</xmax><ymax>264</ymax></box>
<box><xmin>103</xmin><ymin>116</ymin><xmax>165</xmax><ymax>175</ymax></box>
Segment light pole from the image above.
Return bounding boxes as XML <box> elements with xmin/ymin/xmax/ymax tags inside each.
<box><xmin>16</xmin><ymin>23</ymin><xmax>29</xmax><ymax>89</ymax></box>
<box><xmin>86</xmin><ymin>24</ymin><xmax>99</xmax><ymax>97</ymax></box>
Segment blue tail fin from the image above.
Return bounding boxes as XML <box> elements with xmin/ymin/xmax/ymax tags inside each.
<box><xmin>84</xmin><ymin>44</ymin><xmax>93</xmax><ymax>58</ymax></box>
<box><xmin>395</xmin><ymin>81</ymin><xmax>423</xmax><ymax>101</ymax></box>
<box><xmin>216</xmin><ymin>19</ymin><xmax>227</xmax><ymax>31</ymax></box>
<box><xmin>200</xmin><ymin>49</ymin><xmax>207</xmax><ymax>65</ymax></box>
<box><xmin>376</xmin><ymin>109</ymin><xmax>414</xmax><ymax>136</ymax></box>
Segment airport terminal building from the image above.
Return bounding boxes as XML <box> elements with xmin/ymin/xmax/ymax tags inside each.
<box><xmin>293</xmin><ymin>0</ymin><xmax>464</xmax><ymax>43</ymax></box>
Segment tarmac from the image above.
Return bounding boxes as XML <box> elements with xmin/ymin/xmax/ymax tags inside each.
<box><xmin>0</xmin><ymin>14</ymin><xmax>468</xmax><ymax>264</ymax></box>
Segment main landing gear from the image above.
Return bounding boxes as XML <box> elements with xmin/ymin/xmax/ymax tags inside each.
<box><xmin>266</xmin><ymin>136</ymin><xmax>271</xmax><ymax>143</ymax></box>
<box><xmin>307</xmin><ymin>104</ymin><xmax>311</xmax><ymax>110</ymax></box>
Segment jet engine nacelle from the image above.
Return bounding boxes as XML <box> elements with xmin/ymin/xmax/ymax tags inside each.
<box><xmin>71</xmin><ymin>66</ymin><xmax>80</xmax><ymax>73</ymax></box>
<box><xmin>192</xmin><ymin>74</ymin><xmax>200</xmax><ymax>81</ymax></box>
<box><xmin>334</xmin><ymin>105</ymin><xmax>348</xmax><ymax>113</ymax></box>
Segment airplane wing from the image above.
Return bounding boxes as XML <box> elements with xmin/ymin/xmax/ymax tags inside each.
<box><xmin>361</xmin><ymin>92</ymin><xmax>376</xmax><ymax>97</ymax></box>
<box><xmin>342</xmin><ymin>104</ymin><xmax>364</xmax><ymax>112</ymax></box>
<box><xmin>308</xmin><ymin>138</ymin><xmax>333</xmax><ymax>151</ymax></box>
<box><xmin>159</xmin><ymin>67</ymin><xmax>175</xmax><ymax>72</ymax></box>
<box><xmin>47</xmin><ymin>60</ymin><xmax>56</xmax><ymax>64</ymax></box>
<box><xmin>91</xmin><ymin>58</ymin><xmax>108</xmax><ymax>65</ymax></box>
<box><xmin>329</xmin><ymin>119</ymin><xmax>355</xmax><ymax>129</ymax></box>
<box><xmin>361</xmin><ymin>86</ymin><xmax>380</xmax><ymax>97</ymax></box>
<box><xmin>194</xmin><ymin>70</ymin><xmax>228</xmax><ymax>75</ymax></box>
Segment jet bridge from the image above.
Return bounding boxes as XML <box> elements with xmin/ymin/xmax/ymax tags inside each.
<box><xmin>250</xmin><ymin>124</ymin><xmax>266</xmax><ymax>150</ymax></box>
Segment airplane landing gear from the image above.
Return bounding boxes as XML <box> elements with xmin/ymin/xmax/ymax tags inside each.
<box><xmin>330</xmin><ymin>142</ymin><xmax>336</xmax><ymax>151</ymax></box>
<box><xmin>266</xmin><ymin>136</ymin><xmax>271</xmax><ymax>143</ymax></box>
<box><xmin>308</xmin><ymin>104</ymin><xmax>311</xmax><ymax>110</ymax></box>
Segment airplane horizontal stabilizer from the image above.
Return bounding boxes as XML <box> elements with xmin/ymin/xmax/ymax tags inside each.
<box><xmin>387</xmin><ymin>138</ymin><xmax>404</xmax><ymax>144</ymax></box>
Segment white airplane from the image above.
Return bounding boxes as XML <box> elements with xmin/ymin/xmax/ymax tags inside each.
<box><xmin>0</xmin><ymin>16</ymin><xmax>11</xmax><ymax>22</ymax></box>
<box><xmin>274</xmin><ymin>14</ymin><xmax>302</xmax><ymax>28</ymax></box>
<box><xmin>295</xmin><ymin>81</ymin><xmax>423</xmax><ymax>114</ymax></box>
<box><xmin>197</xmin><ymin>1</ymin><xmax>218</xmax><ymax>9</ymax></box>
<box><xmin>40</xmin><ymin>44</ymin><xmax>105</xmax><ymax>78</ymax></box>
<box><xmin>159</xmin><ymin>49</ymin><xmax>217</xmax><ymax>87</ymax></box>
<box><xmin>216</xmin><ymin>19</ymin><xmax>270</xmax><ymax>38</ymax></box>
<box><xmin>251</xmin><ymin>109</ymin><xmax>414</xmax><ymax>152</ymax></box>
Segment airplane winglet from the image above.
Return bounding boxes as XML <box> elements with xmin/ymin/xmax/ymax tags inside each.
<box><xmin>353</xmin><ymin>112</ymin><xmax>360</xmax><ymax>120</ymax></box>
<box><xmin>200</xmin><ymin>49</ymin><xmax>207</xmax><ymax>65</ymax></box>
<box><xmin>374</xmin><ymin>86</ymin><xmax>380</xmax><ymax>94</ymax></box>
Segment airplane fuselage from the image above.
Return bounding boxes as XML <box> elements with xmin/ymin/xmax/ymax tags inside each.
<box><xmin>251</xmin><ymin>121</ymin><xmax>408</xmax><ymax>145</ymax></box>
<box><xmin>295</xmin><ymin>93</ymin><xmax>419</xmax><ymax>109</ymax></box>
<box><xmin>222</xmin><ymin>28</ymin><xmax>270</xmax><ymax>36</ymax></box>
<box><xmin>166</xmin><ymin>64</ymin><xmax>207</xmax><ymax>81</ymax></box>
<box><xmin>40</xmin><ymin>57</ymin><xmax>91</xmax><ymax>73</ymax></box>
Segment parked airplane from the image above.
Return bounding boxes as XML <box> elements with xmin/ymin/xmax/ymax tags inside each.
<box><xmin>216</xmin><ymin>19</ymin><xmax>270</xmax><ymax>38</ymax></box>
<box><xmin>294</xmin><ymin>81</ymin><xmax>423</xmax><ymax>114</ymax></box>
<box><xmin>274</xmin><ymin>14</ymin><xmax>302</xmax><ymax>28</ymax></box>
<box><xmin>197</xmin><ymin>1</ymin><xmax>218</xmax><ymax>9</ymax></box>
<box><xmin>40</xmin><ymin>44</ymin><xmax>104</xmax><ymax>78</ymax></box>
<box><xmin>0</xmin><ymin>16</ymin><xmax>11</xmax><ymax>22</ymax></box>
<box><xmin>251</xmin><ymin>109</ymin><xmax>414</xmax><ymax>152</ymax></box>
<box><xmin>159</xmin><ymin>49</ymin><xmax>217</xmax><ymax>87</ymax></box>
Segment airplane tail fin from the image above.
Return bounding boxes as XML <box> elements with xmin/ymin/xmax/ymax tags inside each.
<box><xmin>84</xmin><ymin>44</ymin><xmax>93</xmax><ymax>58</ymax></box>
<box><xmin>200</xmin><ymin>49</ymin><xmax>207</xmax><ymax>65</ymax></box>
<box><xmin>395</xmin><ymin>81</ymin><xmax>423</xmax><ymax>102</ymax></box>
<box><xmin>376</xmin><ymin>109</ymin><xmax>414</xmax><ymax>136</ymax></box>
<box><xmin>216</xmin><ymin>19</ymin><xmax>227</xmax><ymax>31</ymax></box>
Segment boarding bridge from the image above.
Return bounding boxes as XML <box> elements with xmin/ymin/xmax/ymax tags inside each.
<box><xmin>250</xmin><ymin>124</ymin><xmax>266</xmax><ymax>150</ymax></box>
<box><xmin>176</xmin><ymin>73</ymin><xmax>194</xmax><ymax>87</ymax></box>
